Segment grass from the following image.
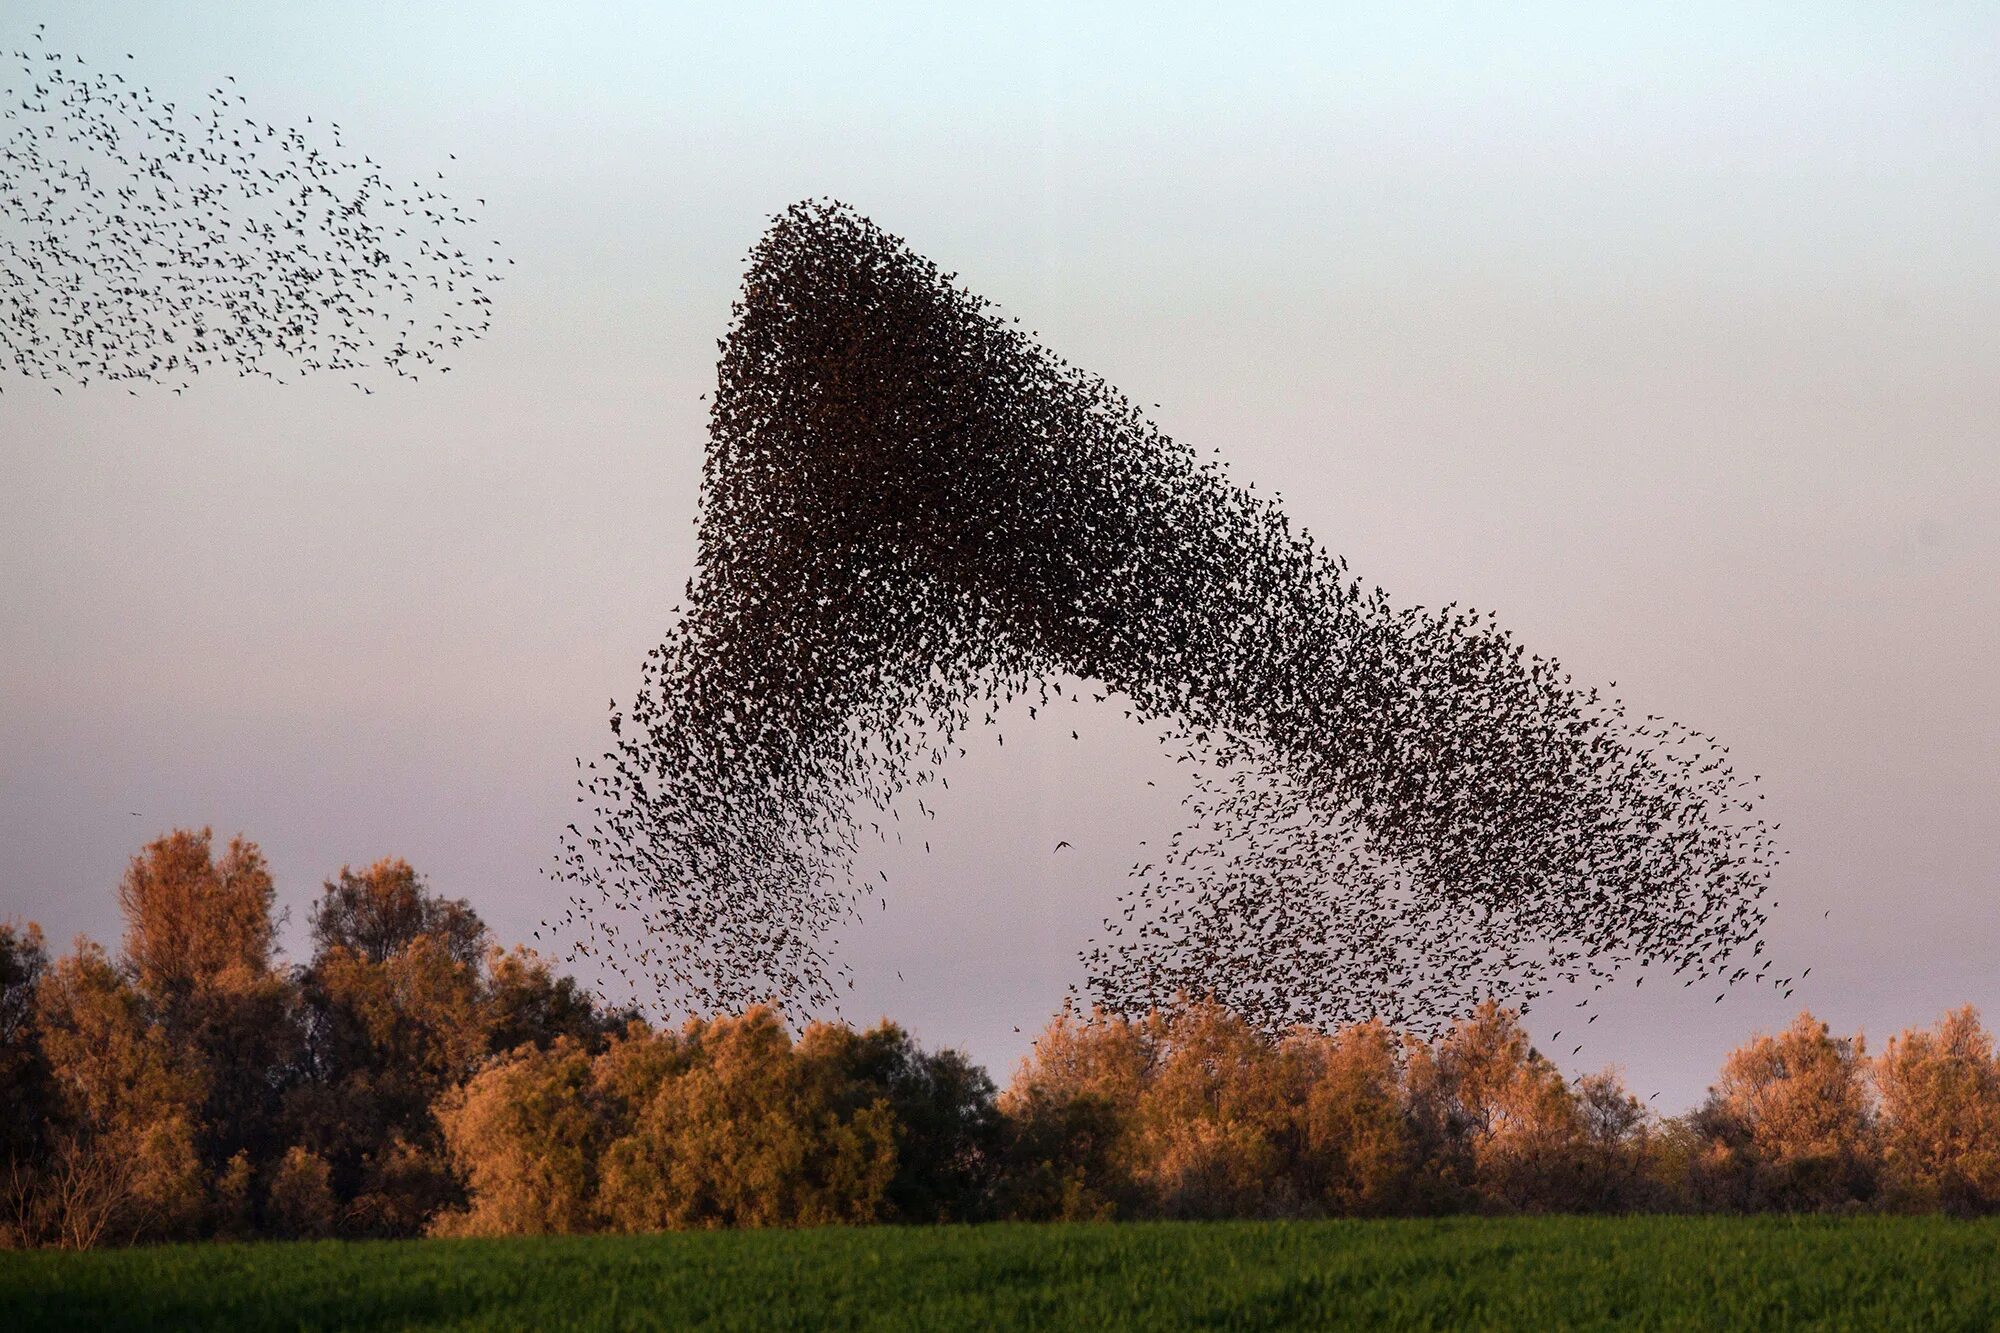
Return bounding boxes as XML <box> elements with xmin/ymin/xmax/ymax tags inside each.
<box><xmin>6</xmin><ymin>1216</ymin><xmax>2000</xmax><ymax>1331</ymax></box>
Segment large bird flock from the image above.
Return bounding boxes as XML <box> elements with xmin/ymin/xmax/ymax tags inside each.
<box><xmin>551</xmin><ymin>200</ymin><xmax>1788</xmax><ymax>1037</ymax></box>
<box><xmin>1</xmin><ymin>25</ymin><xmax>500</xmax><ymax>393</ymax></box>
<box><xmin>0</xmin><ymin>25</ymin><xmax>1787</xmax><ymax>1039</ymax></box>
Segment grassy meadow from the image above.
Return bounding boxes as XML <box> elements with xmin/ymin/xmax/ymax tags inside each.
<box><xmin>8</xmin><ymin>1215</ymin><xmax>2000</xmax><ymax>1331</ymax></box>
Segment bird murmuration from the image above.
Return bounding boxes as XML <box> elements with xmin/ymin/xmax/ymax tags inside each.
<box><xmin>551</xmin><ymin>200</ymin><xmax>1782</xmax><ymax>1036</ymax></box>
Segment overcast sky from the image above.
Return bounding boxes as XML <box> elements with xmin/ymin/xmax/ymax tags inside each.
<box><xmin>3</xmin><ymin>2</ymin><xmax>1996</xmax><ymax>1109</ymax></box>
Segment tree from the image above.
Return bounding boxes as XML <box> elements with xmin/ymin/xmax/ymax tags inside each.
<box><xmin>431</xmin><ymin>1038</ymin><xmax>610</xmax><ymax>1237</ymax></box>
<box><xmin>596</xmin><ymin>1008</ymin><xmax>898</xmax><ymax>1231</ymax></box>
<box><xmin>1570</xmin><ymin>1069</ymin><xmax>1654</xmax><ymax>1211</ymax></box>
<box><xmin>117</xmin><ymin>828</ymin><xmax>276</xmax><ymax>1005</ymax></box>
<box><xmin>310</xmin><ymin>859</ymin><xmax>485</xmax><ymax>969</ymax></box>
<box><xmin>996</xmin><ymin>1008</ymin><xmax>1152</xmax><ymax>1220</ymax></box>
<box><xmin>0</xmin><ymin>921</ymin><xmax>55</xmax><ymax>1248</ymax></box>
<box><xmin>266</xmin><ymin>1146</ymin><xmax>339</xmax><ymax>1239</ymax></box>
<box><xmin>30</xmin><ymin>940</ymin><xmax>203</xmax><ymax>1244</ymax></box>
<box><xmin>796</xmin><ymin>1019</ymin><xmax>1000</xmax><ymax>1223</ymax></box>
<box><xmin>1293</xmin><ymin>1021</ymin><xmax>1417</xmax><ymax>1215</ymax></box>
<box><xmin>290</xmin><ymin>934</ymin><xmax>484</xmax><ymax>1234</ymax></box>
<box><xmin>213</xmin><ymin>1151</ymin><xmax>255</xmax><ymax>1240</ymax></box>
<box><xmin>1875</xmin><ymin>1006</ymin><xmax>2000</xmax><ymax>1214</ymax></box>
<box><xmin>289</xmin><ymin>860</ymin><xmax>492</xmax><ymax>1236</ymax></box>
<box><xmin>0</xmin><ymin>922</ymin><xmax>51</xmax><ymax>1170</ymax></box>
<box><xmin>291</xmin><ymin>861</ymin><xmax>629</xmax><ymax>1237</ymax></box>
<box><xmin>1126</xmin><ymin>1002</ymin><xmax>1301</xmax><ymax>1218</ymax></box>
<box><xmin>113</xmin><ymin>829</ymin><xmax>300</xmax><ymax>1186</ymax></box>
<box><xmin>157</xmin><ymin>959</ymin><xmax>301</xmax><ymax>1192</ymax></box>
<box><xmin>1415</xmin><ymin>1001</ymin><xmax>1588</xmax><ymax>1212</ymax></box>
<box><xmin>483</xmin><ymin>946</ymin><xmax>628</xmax><ymax>1058</ymax></box>
<box><xmin>1705</xmin><ymin>1011</ymin><xmax>1874</xmax><ymax>1211</ymax></box>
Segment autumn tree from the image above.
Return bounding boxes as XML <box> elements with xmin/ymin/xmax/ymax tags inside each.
<box><xmin>997</xmin><ymin>1008</ymin><xmax>1153</xmax><ymax>1220</ymax></box>
<box><xmin>29</xmin><ymin>940</ymin><xmax>204</xmax><ymax>1244</ymax></box>
<box><xmin>3</xmin><ymin>829</ymin><xmax>293</xmax><ymax>1246</ymax></box>
<box><xmin>266</xmin><ymin>1146</ymin><xmax>340</xmax><ymax>1240</ymax></box>
<box><xmin>288</xmin><ymin>859</ymin><xmax>628</xmax><ymax>1236</ymax></box>
<box><xmin>1404</xmin><ymin>1001</ymin><xmax>1594</xmax><ymax>1212</ymax></box>
<box><xmin>290</xmin><ymin>937</ymin><xmax>485</xmax><ymax>1233</ymax></box>
<box><xmin>1874</xmin><ymin>1006</ymin><xmax>2000</xmax><ymax>1214</ymax></box>
<box><xmin>795</xmin><ymin>1019</ymin><xmax>1001</xmax><ymax>1223</ymax></box>
<box><xmin>596</xmin><ymin>1008</ymin><xmax>898</xmax><ymax>1230</ymax></box>
<box><xmin>483</xmin><ymin>945</ymin><xmax>629</xmax><ymax>1059</ymax></box>
<box><xmin>0</xmin><ymin>922</ymin><xmax>53</xmax><ymax>1246</ymax></box>
<box><xmin>1569</xmin><ymin>1070</ymin><xmax>1655</xmax><ymax>1211</ymax></box>
<box><xmin>112</xmin><ymin>829</ymin><xmax>299</xmax><ymax>1186</ymax></box>
<box><xmin>431</xmin><ymin>1037</ymin><xmax>609</xmax><ymax>1237</ymax></box>
<box><xmin>1124</xmin><ymin>1002</ymin><xmax>1303</xmax><ymax>1218</ymax></box>
<box><xmin>309</xmin><ymin>858</ymin><xmax>484</xmax><ymax>969</ymax></box>
<box><xmin>1292</xmin><ymin>1020</ymin><xmax>1418</xmax><ymax>1215</ymax></box>
<box><xmin>117</xmin><ymin>828</ymin><xmax>276</xmax><ymax>1004</ymax></box>
<box><xmin>1702</xmin><ymin>1011</ymin><xmax>1875</xmax><ymax>1211</ymax></box>
<box><xmin>287</xmin><ymin>858</ymin><xmax>491</xmax><ymax>1235</ymax></box>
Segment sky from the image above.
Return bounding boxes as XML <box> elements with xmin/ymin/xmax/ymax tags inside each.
<box><xmin>2</xmin><ymin>2</ymin><xmax>1996</xmax><ymax>1110</ymax></box>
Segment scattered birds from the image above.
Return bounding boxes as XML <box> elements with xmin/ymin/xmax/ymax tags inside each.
<box><xmin>546</xmin><ymin>200</ymin><xmax>1784</xmax><ymax>1035</ymax></box>
<box><xmin>1</xmin><ymin>31</ymin><xmax>501</xmax><ymax>393</ymax></box>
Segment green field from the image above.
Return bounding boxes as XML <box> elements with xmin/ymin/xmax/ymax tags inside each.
<box><xmin>7</xmin><ymin>1216</ymin><xmax>2000</xmax><ymax>1331</ymax></box>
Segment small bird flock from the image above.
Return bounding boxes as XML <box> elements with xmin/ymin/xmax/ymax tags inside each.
<box><xmin>549</xmin><ymin>199</ymin><xmax>1790</xmax><ymax>1038</ymax></box>
<box><xmin>1</xmin><ymin>25</ymin><xmax>500</xmax><ymax>394</ymax></box>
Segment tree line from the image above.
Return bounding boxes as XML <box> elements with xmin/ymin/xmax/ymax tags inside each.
<box><xmin>4</xmin><ymin>827</ymin><xmax>1997</xmax><ymax>1247</ymax></box>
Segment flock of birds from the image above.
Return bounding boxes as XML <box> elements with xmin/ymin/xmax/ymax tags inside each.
<box><xmin>1</xmin><ymin>25</ymin><xmax>500</xmax><ymax>393</ymax></box>
<box><xmin>550</xmin><ymin>199</ymin><xmax>1791</xmax><ymax>1039</ymax></box>
<box><xmin>0</xmin><ymin>20</ymin><xmax>1794</xmax><ymax>1041</ymax></box>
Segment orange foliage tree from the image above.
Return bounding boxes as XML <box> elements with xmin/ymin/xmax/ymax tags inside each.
<box><xmin>1874</xmin><ymin>1006</ymin><xmax>2000</xmax><ymax>1214</ymax></box>
<box><xmin>1292</xmin><ymin>1021</ymin><xmax>1419</xmax><ymax>1215</ymax></box>
<box><xmin>1698</xmin><ymin>1012</ymin><xmax>1875</xmax><ymax>1211</ymax></box>
<box><xmin>117</xmin><ymin>828</ymin><xmax>275</xmax><ymax>1004</ymax></box>
<box><xmin>28</xmin><ymin>940</ymin><xmax>204</xmax><ymax>1245</ymax></box>
<box><xmin>25</xmin><ymin>825</ymin><xmax>2000</xmax><ymax>1243</ymax></box>
<box><xmin>434</xmin><ymin>1007</ymin><xmax>985</xmax><ymax>1235</ymax></box>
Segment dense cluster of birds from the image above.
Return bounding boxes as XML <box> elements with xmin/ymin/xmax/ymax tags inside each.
<box><xmin>1</xmin><ymin>25</ymin><xmax>500</xmax><ymax>393</ymax></box>
<box><xmin>551</xmin><ymin>199</ymin><xmax>1787</xmax><ymax>1036</ymax></box>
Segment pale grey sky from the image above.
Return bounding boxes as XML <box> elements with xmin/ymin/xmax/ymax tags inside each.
<box><xmin>2</xmin><ymin>2</ymin><xmax>1996</xmax><ymax>1108</ymax></box>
